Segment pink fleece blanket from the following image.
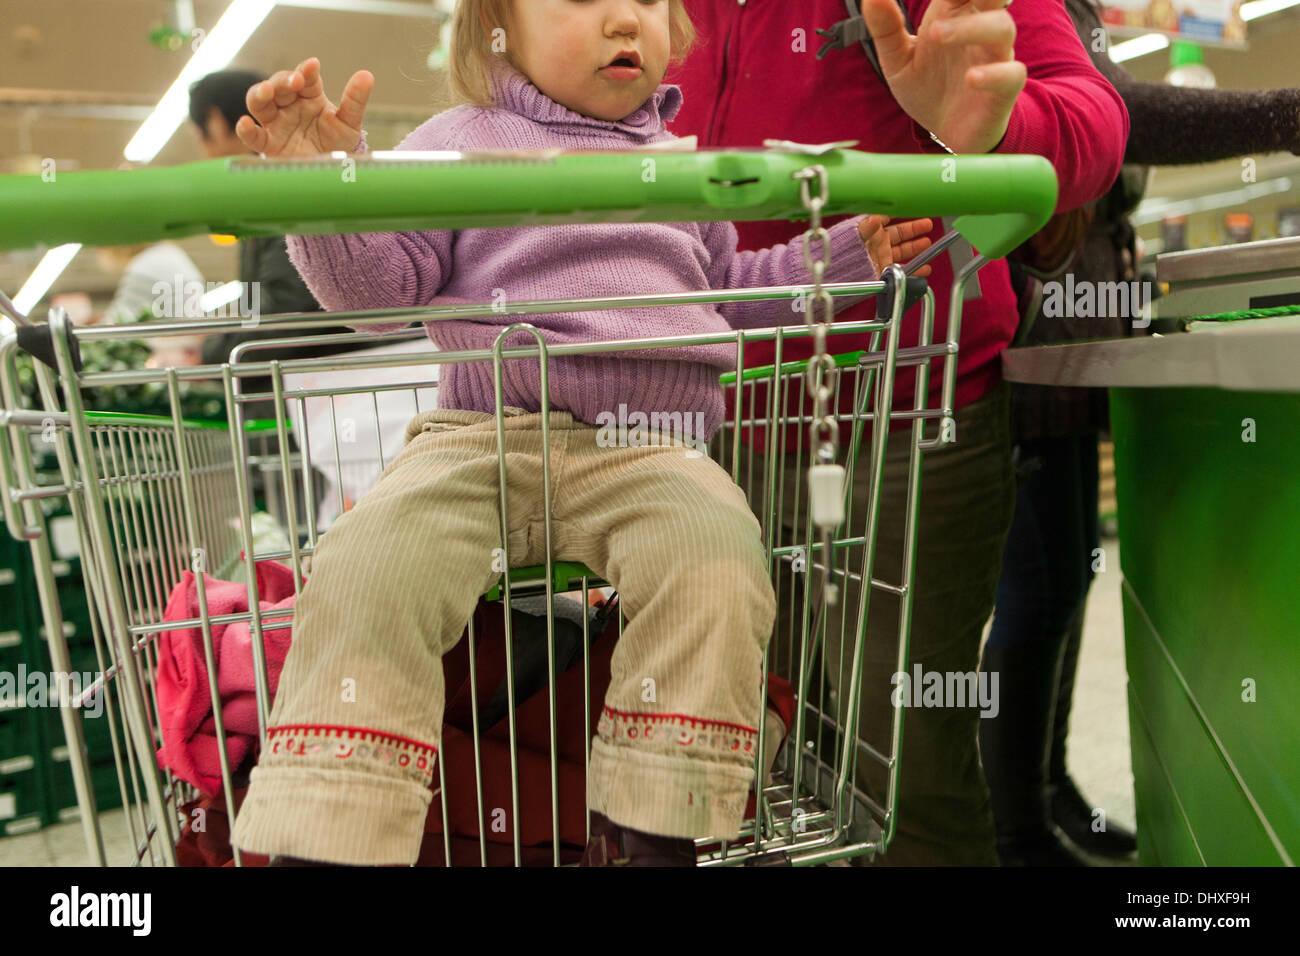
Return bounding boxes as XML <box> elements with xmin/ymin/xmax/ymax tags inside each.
<box><xmin>155</xmin><ymin>561</ymin><xmax>298</xmax><ymax>796</ymax></box>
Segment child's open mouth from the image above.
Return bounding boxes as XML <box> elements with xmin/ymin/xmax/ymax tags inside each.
<box><xmin>600</xmin><ymin>51</ymin><xmax>643</xmax><ymax>82</ymax></box>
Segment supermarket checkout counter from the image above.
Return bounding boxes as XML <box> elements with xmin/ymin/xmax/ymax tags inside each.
<box><xmin>1002</xmin><ymin>236</ymin><xmax>1300</xmax><ymax>866</ymax></box>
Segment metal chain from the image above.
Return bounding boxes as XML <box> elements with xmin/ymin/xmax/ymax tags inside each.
<box><xmin>794</xmin><ymin>164</ymin><xmax>843</xmax><ymax>606</ymax></box>
<box><xmin>795</xmin><ymin>165</ymin><xmax>838</xmax><ymax>466</ymax></box>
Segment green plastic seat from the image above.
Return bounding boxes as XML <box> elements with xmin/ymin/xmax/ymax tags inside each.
<box><xmin>483</xmin><ymin>560</ymin><xmax>607</xmax><ymax>602</ymax></box>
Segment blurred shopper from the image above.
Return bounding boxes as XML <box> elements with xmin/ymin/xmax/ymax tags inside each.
<box><xmin>93</xmin><ymin>240</ymin><xmax>207</xmax><ymax>367</ymax></box>
<box><xmin>95</xmin><ymin>240</ymin><xmax>204</xmax><ymax>325</ymax></box>
<box><xmin>982</xmin><ymin>0</ymin><xmax>1300</xmax><ymax>866</ymax></box>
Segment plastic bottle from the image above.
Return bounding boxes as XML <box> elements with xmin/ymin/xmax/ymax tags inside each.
<box><xmin>1164</xmin><ymin>41</ymin><xmax>1216</xmax><ymax>89</ymax></box>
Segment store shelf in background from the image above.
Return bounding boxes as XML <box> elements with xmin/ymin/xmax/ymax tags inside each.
<box><xmin>1</xmin><ymin>503</ymin><xmax>113</xmax><ymax>835</ymax></box>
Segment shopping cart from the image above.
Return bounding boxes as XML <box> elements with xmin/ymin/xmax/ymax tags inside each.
<box><xmin>0</xmin><ymin>146</ymin><xmax>1056</xmax><ymax>866</ymax></box>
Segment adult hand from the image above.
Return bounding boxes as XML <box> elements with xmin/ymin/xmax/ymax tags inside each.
<box><xmin>237</xmin><ymin>57</ymin><xmax>373</xmax><ymax>158</ymax></box>
<box><xmin>861</xmin><ymin>0</ymin><xmax>1026</xmax><ymax>154</ymax></box>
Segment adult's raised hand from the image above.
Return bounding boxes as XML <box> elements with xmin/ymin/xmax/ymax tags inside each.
<box><xmin>237</xmin><ymin>57</ymin><xmax>374</xmax><ymax>158</ymax></box>
<box><xmin>861</xmin><ymin>0</ymin><xmax>1026</xmax><ymax>154</ymax></box>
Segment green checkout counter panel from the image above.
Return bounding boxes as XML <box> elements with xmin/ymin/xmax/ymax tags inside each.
<box><xmin>1002</xmin><ymin>236</ymin><xmax>1300</xmax><ymax>866</ymax></box>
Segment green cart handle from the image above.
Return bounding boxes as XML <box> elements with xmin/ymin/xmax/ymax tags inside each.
<box><xmin>0</xmin><ymin>148</ymin><xmax>1057</xmax><ymax>261</ymax></box>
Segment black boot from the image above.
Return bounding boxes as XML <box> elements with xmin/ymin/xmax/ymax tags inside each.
<box><xmin>979</xmin><ymin>639</ymin><xmax>1089</xmax><ymax>867</ymax></box>
<box><xmin>1048</xmin><ymin>606</ymin><xmax>1137</xmax><ymax>857</ymax></box>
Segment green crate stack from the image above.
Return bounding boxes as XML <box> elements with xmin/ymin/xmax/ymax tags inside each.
<box><xmin>36</xmin><ymin>490</ymin><xmax>128</xmax><ymax>827</ymax></box>
<box><xmin>0</xmin><ymin>531</ymin><xmax>52</xmax><ymax>838</ymax></box>
<box><xmin>38</xmin><ymin>635</ymin><xmax>127</xmax><ymax>826</ymax></box>
<box><xmin>0</xmin><ymin>731</ymin><xmax>47</xmax><ymax>839</ymax></box>
<box><xmin>0</xmin><ymin>453</ymin><xmax>128</xmax><ymax>837</ymax></box>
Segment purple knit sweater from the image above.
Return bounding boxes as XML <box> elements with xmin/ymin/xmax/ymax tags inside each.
<box><xmin>285</xmin><ymin>66</ymin><xmax>879</xmax><ymax>439</ymax></box>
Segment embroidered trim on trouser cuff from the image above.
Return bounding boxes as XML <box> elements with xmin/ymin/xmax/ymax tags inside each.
<box><xmin>597</xmin><ymin>706</ymin><xmax>758</xmax><ymax>763</ymax></box>
<box><xmin>588</xmin><ymin>737</ymin><xmax>754</xmax><ymax>841</ymax></box>
<box><xmin>230</xmin><ymin>766</ymin><xmax>431</xmax><ymax>865</ymax></box>
<box><xmin>264</xmin><ymin>724</ymin><xmax>438</xmax><ymax>786</ymax></box>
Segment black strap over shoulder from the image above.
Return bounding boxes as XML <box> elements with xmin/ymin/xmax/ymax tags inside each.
<box><xmin>816</xmin><ymin>0</ymin><xmax>916</xmax><ymax>84</ymax></box>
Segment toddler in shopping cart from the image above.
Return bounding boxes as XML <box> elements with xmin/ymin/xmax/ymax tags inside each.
<box><xmin>229</xmin><ymin>0</ymin><xmax>932</xmax><ymax>866</ymax></box>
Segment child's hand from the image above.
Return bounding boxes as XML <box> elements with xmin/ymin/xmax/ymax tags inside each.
<box><xmin>237</xmin><ymin>57</ymin><xmax>374</xmax><ymax>159</ymax></box>
<box><xmin>858</xmin><ymin>215</ymin><xmax>934</xmax><ymax>278</ymax></box>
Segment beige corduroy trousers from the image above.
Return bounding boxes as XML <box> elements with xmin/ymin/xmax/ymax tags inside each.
<box><xmin>231</xmin><ymin>407</ymin><xmax>776</xmax><ymax>864</ymax></box>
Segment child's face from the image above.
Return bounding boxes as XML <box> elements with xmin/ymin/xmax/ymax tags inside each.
<box><xmin>505</xmin><ymin>0</ymin><xmax>671</xmax><ymax>122</ymax></box>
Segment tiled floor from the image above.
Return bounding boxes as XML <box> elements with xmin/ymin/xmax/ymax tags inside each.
<box><xmin>1</xmin><ymin>541</ymin><xmax>1134</xmax><ymax>867</ymax></box>
<box><xmin>1</xmin><ymin>805</ymin><xmax>146</xmax><ymax>867</ymax></box>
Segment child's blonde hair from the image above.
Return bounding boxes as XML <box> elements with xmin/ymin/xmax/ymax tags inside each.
<box><xmin>448</xmin><ymin>0</ymin><xmax>697</xmax><ymax>108</ymax></box>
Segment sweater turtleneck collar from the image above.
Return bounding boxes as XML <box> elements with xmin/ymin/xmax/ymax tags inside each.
<box><xmin>487</xmin><ymin>64</ymin><xmax>682</xmax><ymax>137</ymax></box>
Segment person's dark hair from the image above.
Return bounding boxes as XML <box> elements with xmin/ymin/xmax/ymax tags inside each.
<box><xmin>188</xmin><ymin>70</ymin><xmax>267</xmax><ymax>139</ymax></box>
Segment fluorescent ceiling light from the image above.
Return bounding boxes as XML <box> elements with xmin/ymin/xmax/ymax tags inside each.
<box><xmin>1241</xmin><ymin>0</ymin><xmax>1300</xmax><ymax>20</ymax></box>
<box><xmin>13</xmin><ymin>245</ymin><xmax>83</xmax><ymax>317</ymax></box>
<box><xmin>123</xmin><ymin>0</ymin><xmax>276</xmax><ymax>163</ymax></box>
<box><xmin>14</xmin><ymin>0</ymin><xmax>438</xmax><ymax>318</ymax></box>
<box><xmin>201</xmin><ymin>281</ymin><xmax>244</xmax><ymax>311</ymax></box>
<box><xmin>1109</xmin><ymin>33</ymin><xmax>1170</xmax><ymax>63</ymax></box>
<box><xmin>15</xmin><ymin>1</ymin><xmax>272</xmax><ymax>317</ymax></box>
<box><xmin>1133</xmin><ymin>176</ymin><xmax>1294</xmax><ymax>225</ymax></box>
<box><xmin>277</xmin><ymin>0</ymin><xmax>432</xmax><ymax>14</ymax></box>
